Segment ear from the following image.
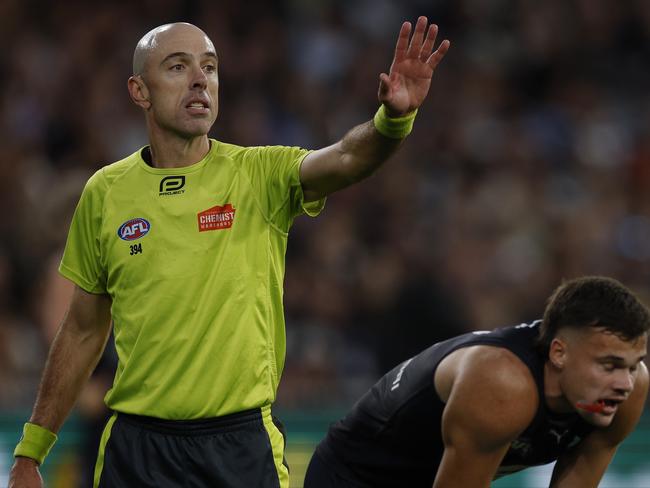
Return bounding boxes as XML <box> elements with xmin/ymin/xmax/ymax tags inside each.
<box><xmin>128</xmin><ymin>75</ymin><xmax>151</xmax><ymax>109</ymax></box>
<box><xmin>549</xmin><ymin>337</ymin><xmax>568</xmax><ymax>370</ymax></box>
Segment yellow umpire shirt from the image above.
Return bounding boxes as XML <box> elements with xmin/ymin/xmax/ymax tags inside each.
<box><xmin>59</xmin><ymin>139</ymin><xmax>325</xmax><ymax>419</ymax></box>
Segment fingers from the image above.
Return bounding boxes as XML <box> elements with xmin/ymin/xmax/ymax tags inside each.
<box><xmin>406</xmin><ymin>16</ymin><xmax>428</xmax><ymax>59</ymax></box>
<box><xmin>390</xmin><ymin>16</ymin><xmax>450</xmax><ymax>73</ymax></box>
<box><xmin>398</xmin><ymin>16</ymin><xmax>448</xmax><ymax>65</ymax></box>
<box><xmin>419</xmin><ymin>24</ymin><xmax>438</xmax><ymax>62</ymax></box>
<box><xmin>393</xmin><ymin>21</ymin><xmax>411</xmax><ymax>64</ymax></box>
<box><xmin>426</xmin><ymin>39</ymin><xmax>451</xmax><ymax>69</ymax></box>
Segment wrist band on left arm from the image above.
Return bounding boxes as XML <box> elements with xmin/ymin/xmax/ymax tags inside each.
<box><xmin>373</xmin><ymin>104</ymin><xmax>418</xmax><ymax>139</ymax></box>
<box><xmin>14</xmin><ymin>422</ymin><xmax>58</xmax><ymax>465</ymax></box>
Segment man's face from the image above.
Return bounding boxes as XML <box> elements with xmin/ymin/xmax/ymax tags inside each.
<box><xmin>138</xmin><ymin>25</ymin><xmax>219</xmax><ymax>139</ymax></box>
<box><xmin>556</xmin><ymin>328</ymin><xmax>647</xmax><ymax>427</ymax></box>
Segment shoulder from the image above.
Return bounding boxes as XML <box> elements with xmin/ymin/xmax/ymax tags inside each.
<box><xmin>454</xmin><ymin>345</ymin><xmax>538</xmax><ymax>397</ymax></box>
<box><xmin>212</xmin><ymin>142</ymin><xmax>268</xmax><ymax>167</ymax></box>
<box><xmin>442</xmin><ymin>345</ymin><xmax>539</xmax><ymax>448</ymax></box>
<box><xmin>218</xmin><ymin>142</ymin><xmax>311</xmax><ymax>182</ymax></box>
<box><xmin>224</xmin><ymin>142</ymin><xmax>310</xmax><ymax>161</ymax></box>
<box><xmin>212</xmin><ymin>141</ymin><xmax>275</xmax><ymax>158</ymax></box>
<box><xmin>213</xmin><ymin>140</ymin><xmax>244</xmax><ymax>158</ymax></box>
<box><xmin>78</xmin><ymin>167</ymin><xmax>108</xmax><ymax>201</ymax></box>
<box><xmin>86</xmin><ymin>150</ymin><xmax>142</xmax><ymax>192</ymax></box>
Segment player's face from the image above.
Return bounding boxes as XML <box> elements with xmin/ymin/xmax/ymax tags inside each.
<box><xmin>559</xmin><ymin>328</ymin><xmax>647</xmax><ymax>427</ymax></box>
<box><xmin>141</xmin><ymin>25</ymin><xmax>219</xmax><ymax>139</ymax></box>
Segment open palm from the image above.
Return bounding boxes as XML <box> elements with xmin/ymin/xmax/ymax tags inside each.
<box><xmin>379</xmin><ymin>17</ymin><xmax>450</xmax><ymax>116</ymax></box>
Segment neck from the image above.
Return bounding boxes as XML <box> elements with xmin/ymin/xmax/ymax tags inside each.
<box><xmin>147</xmin><ymin>132</ymin><xmax>211</xmax><ymax>168</ymax></box>
<box><xmin>543</xmin><ymin>361</ymin><xmax>574</xmax><ymax>414</ymax></box>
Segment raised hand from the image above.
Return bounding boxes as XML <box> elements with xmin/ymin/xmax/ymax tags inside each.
<box><xmin>378</xmin><ymin>16</ymin><xmax>450</xmax><ymax>117</ymax></box>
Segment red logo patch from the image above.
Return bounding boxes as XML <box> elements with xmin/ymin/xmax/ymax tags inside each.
<box><xmin>198</xmin><ymin>204</ymin><xmax>236</xmax><ymax>232</ymax></box>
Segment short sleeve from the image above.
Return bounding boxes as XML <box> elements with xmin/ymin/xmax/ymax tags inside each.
<box><xmin>240</xmin><ymin>145</ymin><xmax>326</xmax><ymax>231</ymax></box>
<box><xmin>58</xmin><ymin>170</ymin><xmax>108</xmax><ymax>293</ymax></box>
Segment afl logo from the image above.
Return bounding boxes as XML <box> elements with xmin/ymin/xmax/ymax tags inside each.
<box><xmin>117</xmin><ymin>218</ymin><xmax>151</xmax><ymax>241</ymax></box>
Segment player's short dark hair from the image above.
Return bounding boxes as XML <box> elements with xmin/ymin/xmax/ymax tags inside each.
<box><xmin>538</xmin><ymin>276</ymin><xmax>650</xmax><ymax>356</ymax></box>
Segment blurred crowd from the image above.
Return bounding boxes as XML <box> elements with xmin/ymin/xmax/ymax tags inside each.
<box><xmin>2</xmin><ymin>0</ymin><xmax>650</xmax><ymax>418</ymax></box>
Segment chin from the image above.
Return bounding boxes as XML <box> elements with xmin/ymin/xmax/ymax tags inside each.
<box><xmin>584</xmin><ymin>413</ymin><xmax>615</xmax><ymax>428</ymax></box>
<box><xmin>179</xmin><ymin>124</ymin><xmax>212</xmax><ymax>138</ymax></box>
<box><xmin>175</xmin><ymin>116</ymin><xmax>215</xmax><ymax>137</ymax></box>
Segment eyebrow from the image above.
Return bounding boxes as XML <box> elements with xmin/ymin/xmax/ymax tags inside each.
<box><xmin>599</xmin><ymin>354</ymin><xmax>647</xmax><ymax>364</ymax></box>
<box><xmin>160</xmin><ymin>51</ymin><xmax>219</xmax><ymax>65</ymax></box>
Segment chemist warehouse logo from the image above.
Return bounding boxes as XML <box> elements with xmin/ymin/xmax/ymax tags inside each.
<box><xmin>117</xmin><ymin>218</ymin><xmax>151</xmax><ymax>241</ymax></box>
<box><xmin>159</xmin><ymin>176</ymin><xmax>185</xmax><ymax>196</ymax></box>
<box><xmin>198</xmin><ymin>204</ymin><xmax>236</xmax><ymax>232</ymax></box>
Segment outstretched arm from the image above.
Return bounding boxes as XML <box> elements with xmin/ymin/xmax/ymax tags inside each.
<box><xmin>9</xmin><ymin>285</ymin><xmax>112</xmax><ymax>487</ymax></box>
<box><xmin>300</xmin><ymin>16</ymin><xmax>450</xmax><ymax>202</ymax></box>
<box><xmin>550</xmin><ymin>363</ymin><xmax>649</xmax><ymax>487</ymax></box>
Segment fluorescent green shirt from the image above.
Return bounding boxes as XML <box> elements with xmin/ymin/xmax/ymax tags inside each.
<box><xmin>59</xmin><ymin>140</ymin><xmax>325</xmax><ymax>419</ymax></box>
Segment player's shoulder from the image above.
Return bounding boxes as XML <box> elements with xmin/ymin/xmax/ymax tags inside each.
<box><xmin>459</xmin><ymin>344</ymin><xmax>538</xmax><ymax>397</ymax></box>
<box><xmin>451</xmin><ymin>345</ymin><xmax>540</xmax><ymax>422</ymax></box>
<box><xmin>442</xmin><ymin>345</ymin><xmax>539</xmax><ymax>445</ymax></box>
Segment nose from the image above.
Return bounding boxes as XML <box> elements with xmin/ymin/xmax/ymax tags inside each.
<box><xmin>612</xmin><ymin>369</ymin><xmax>635</xmax><ymax>394</ymax></box>
<box><xmin>191</xmin><ymin>65</ymin><xmax>207</xmax><ymax>90</ymax></box>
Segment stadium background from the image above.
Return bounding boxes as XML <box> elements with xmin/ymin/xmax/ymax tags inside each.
<box><xmin>1</xmin><ymin>0</ymin><xmax>650</xmax><ymax>486</ymax></box>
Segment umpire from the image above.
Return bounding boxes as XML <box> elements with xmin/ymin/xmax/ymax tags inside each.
<box><xmin>9</xmin><ymin>18</ymin><xmax>450</xmax><ymax>488</ymax></box>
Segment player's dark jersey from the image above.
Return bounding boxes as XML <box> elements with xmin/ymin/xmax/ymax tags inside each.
<box><xmin>314</xmin><ymin>322</ymin><xmax>594</xmax><ymax>487</ymax></box>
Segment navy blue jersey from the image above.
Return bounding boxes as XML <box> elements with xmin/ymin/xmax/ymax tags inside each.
<box><xmin>314</xmin><ymin>322</ymin><xmax>593</xmax><ymax>487</ymax></box>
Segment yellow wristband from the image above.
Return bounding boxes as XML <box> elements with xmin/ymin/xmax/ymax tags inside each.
<box><xmin>14</xmin><ymin>422</ymin><xmax>58</xmax><ymax>465</ymax></box>
<box><xmin>373</xmin><ymin>104</ymin><xmax>418</xmax><ymax>139</ymax></box>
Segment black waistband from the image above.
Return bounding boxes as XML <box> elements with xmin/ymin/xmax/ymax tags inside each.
<box><xmin>117</xmin><ymin>407</ymin><xmax>263</xmax><ymax>435</ymax></box>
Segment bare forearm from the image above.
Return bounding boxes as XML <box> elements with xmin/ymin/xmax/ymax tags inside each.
<box><xmin>550</xmin><ymin>448</ymin><xmax>615</xmax><ymax>488</ymax></box>
<box><xmin>339</xmin><ymin>120</ymin><xmax>404</xmax><ymax>183</ymax></box>
<box><xmin>433</xmin><ymin>451</ymin><xmax>496</xmax><ymax>488</ymax></box>
<box><xmin>30</xmin><ymin>318</ymin><xmax>111</xmax><ymax>432</ymax></box>
<box><xmin>301</xmin><ymin>120</ymin><xmax>404</xmax><ymax>200</ymax></box>
<box><xmin>550</xmin><ymin>464</ymin><xmax>608</xmax><ymax>487</ymax></box>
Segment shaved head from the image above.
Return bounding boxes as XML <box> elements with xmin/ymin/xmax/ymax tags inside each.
<box><xmin>132</xmin><ymin>23</ymin><xmax>214</xmax><ymax>76</ymax></box>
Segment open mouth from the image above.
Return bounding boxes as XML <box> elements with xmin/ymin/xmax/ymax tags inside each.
<box><xmin>185</xmin><ymin>99</ymin><xmax>210</xmax><ymax>115</ymax></box>
<box><xmin>601</xmin><ymin>399</ymin><xmax>621</xmax><ymax>408</ymax></box>
<box><xmin>576</xmin><ymin>399</ymin><xmax>622</xmax><ymax>414</ymax></box>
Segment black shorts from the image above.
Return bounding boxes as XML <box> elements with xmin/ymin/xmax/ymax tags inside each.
<box><xmin>94</xmin><ymin>406</ymin><xmax>289</xmax><ymax>488</ymax></box>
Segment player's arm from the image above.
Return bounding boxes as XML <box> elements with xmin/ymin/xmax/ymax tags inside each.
<box><xmin>433</xmin><ymin>346</ymin><xmax>539</xmax><ymax>488</ymax></box>
<box><xmin>9</xmin><ymin>285</ymin><xmax>112</xmax><ymax>488</ymax></box>
<box><xmin>299</xmin><ymin>16</ymin><xmax>450</xmax><ymax>202</ymax></box>
<box><xmin>549</xmin><ymin>362</ymin><xmax>649</xmax><ymax>488</ymax></box>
